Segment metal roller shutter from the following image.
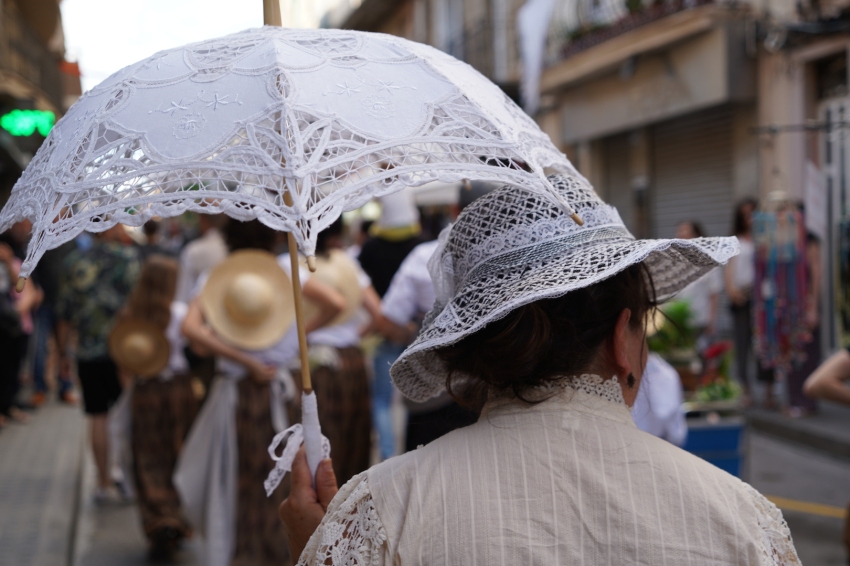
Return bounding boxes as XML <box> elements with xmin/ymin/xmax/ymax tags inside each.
<box><xmin>652</xmin><ymin>106</ymin><xmax>734</xmax><ymax>239</ymax></box>
<box><xmin>603</xmin><ymin>133</ymin><xmax>635</xmax><ymax>232</ymax></box>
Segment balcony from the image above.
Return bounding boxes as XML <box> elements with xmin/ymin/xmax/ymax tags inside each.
<box><xmin>447</xmin><ymin>20</ymin><xmax>495</xmax><ymax>80</ymax></box>
<box><xmin>548</xmin><ymin>0</ymin><xmax>715</xmax><ymax>65</ymax></box>
<box><xmin>0</xmin><ymin>3</ymin><xmax>63</xmax><ymax>112</ymax></box>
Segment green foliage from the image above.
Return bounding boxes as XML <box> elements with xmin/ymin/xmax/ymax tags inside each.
<box><xmin>647</xmin><ymin>300</ymin><xmax>696</xmax><ymax>355</ymax></box>
<box><xmin>694</xmin><ymin>378</ymin><xmax>743</xmax><ymax>402</ymax></box>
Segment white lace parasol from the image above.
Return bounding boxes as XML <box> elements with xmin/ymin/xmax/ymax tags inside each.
<box><xmin>0</xmin><ymin>26</ymin><xmax>579</xmax><ymax>279</ymax></box>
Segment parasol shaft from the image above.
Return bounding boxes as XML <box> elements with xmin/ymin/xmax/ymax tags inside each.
<box><xmin>263</xmin><ymin>0</ymin><xmax>282</xmax><ymax>26</ymax></box>
<box><xmin>286</xmin><ymin>232</ymin><xmax>313</xmax><ymax>394</ymax></box>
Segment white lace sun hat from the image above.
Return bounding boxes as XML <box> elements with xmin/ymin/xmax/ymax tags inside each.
<box><xmin>391</xmin><ymin>174</ymin><xmax>740</xmax><ymax>402</ymax></box>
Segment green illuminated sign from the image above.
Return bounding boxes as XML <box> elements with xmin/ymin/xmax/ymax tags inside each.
<box><xmin>0</xmin><ymin>109</ymin><xmax>55</xmax><ymax>137</ymax></box>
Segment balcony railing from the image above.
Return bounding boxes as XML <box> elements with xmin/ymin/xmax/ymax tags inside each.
<box><xmin>548</xmin><ymin>0</ymin><xmax>714</xmax><ymax>64</ymax></box>
<box><xmin>0</xmin><ymin>3</ymin><xmax>63</xmax><ymax>110</ymax></box>
<box><xmin>447</xmin><ymin>19</ymin><xmax>495</xmax><ymax>80</ymax></box>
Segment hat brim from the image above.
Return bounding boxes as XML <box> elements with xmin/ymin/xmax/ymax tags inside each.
<box><xmin>200</xmin><ymin>250</ymin><xmax>294</xmax><ymax>351</ymax></box>
<box><xmin>109</xmin><ymin>320</ymin><xmax>170</xmax><ymax>378</ymax></box>
<box><xmin>303</xmin><ymin>249</ymin><xmax>363</xmax><ymax>327</ymax></box>
<box><xmin>391</xmin><ymin>234</ymin><xmax>739</xmax><ymax>402</ymax></box>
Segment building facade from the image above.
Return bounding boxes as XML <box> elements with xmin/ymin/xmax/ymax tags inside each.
<box><xmin>0</xmin><ymin>0</ymin><xmax>81</xmax><ymax>205</ymax></box>
<box><xmin>337</xmin><ymin>0</ymin><xmax>850</xmax><ymax>344</ymax></box>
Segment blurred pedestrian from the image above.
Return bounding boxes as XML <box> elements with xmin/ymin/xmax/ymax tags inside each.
<box><xmin>375</xmin><ymin>181</ymin><xmax>495</xmax><ymax>453</ymax></box>
<box><xmin>725</xmin><ymin>198</ymin><xmax>757</xmax><ymax>404</ymax></box>
<box><xmin>0</xmin><ymin>239</ymin><xmax>40</xmax><ymax>427</ymax></box>
<box><xmin>299</xmin><ymin>218</ymin><xmax>380</xmax><ymax>485</ymax></box>
<box><xmin>784</xmin><ymin>231</ymin><xmax>821</xmax><ymax>418</ymax></box>
<box><xmin>675</xmin><ymin>221</ymin><xmax>721</xmax><ymax>341</ymax></box>
<box><xmin>138</xmin><ymin>219</ymin><xmax>175</xmax><ymax>261</ymax></box>
<box><xmin>803</xmin><ymin>350</ymin><xmax>850</xmax><ymax>561</ymax></box>
<box><xmin>175</xmin><ymin>213</ymin><xmax>227</xmax><ymax>392</ymax></box>
<box><xmin>175</xmin><ymin>219</ymin><xmax>344</xmax><ymax>566</ymax></box>
<box><xmin>159</xmin><ymin>219</ymin><xmax>186</xmax><ymax>256</ymax></box>
<box><xmin>346</xmin><ymin>219</ymin><xmax>372</xmax><ymax>261</ymax></box>
<box><xmin>1</xmin><ymin>222</ymin><xmax>42</xmax><ymax>414</ymax></box>
<box><xmin>358</xmin><ymin>191</ymin><xmax>423</xmax><ymax>460</ymax></box>
<box><xmin>109</xmin><ymin>255</ymin><xmax>198</xmax><ymax>560</ymax></box>
<box><xmin>632</xmin><ymin>352</ymin><xmax>688</xmax><ymax>446</ymax></box>
<box><xmin>175</xmin><ymin>214</ymin><xmax>227</xmax><ymax>303</ymax></box>
<box><xmin>57</xmin><ymin>224</ymin><xmax>141</xmax><ymax>502</ymax></box>
<box><xmin>30</xmin><ymin>236</ymin><xmax>79</xmax><ymax>406</ymax></box>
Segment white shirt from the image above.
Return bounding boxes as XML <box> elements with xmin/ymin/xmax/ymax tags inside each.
<box><xmin>298</xmin><ymin>375</ymin><xmax>800</xmax><ymax>566</ymax></box>
<box><xmin>175</xmin><ymin>229</ymin><xmax>228</xmax><ymax>303</ymax></box>
<box><xmin>307</xmin><ymin>263</ymin><xmax>372</xmax><ymax>349</ymax></box>
<box><xmin>163</xmin><ymin>301</ymin><xmax>189</xmax><ymax>378</ymax></box>
<box><xmin>632</xmin><ymin>353</ymin><xmax>688</xmax><ymax>446</ymax></box>
<box><xmin>728</xmin><ymin>237</ymin><xmax>755</xmax><ymax>293</ymax></box>
<box><xmin>675</xmin><ymin>268</ymin><xmax>722</xmax><ymax>328</ymax></box>
<box><xmin>381</xmin><ymin>240</ymin><xmax>439</xmax><ymax>326</ymax></box>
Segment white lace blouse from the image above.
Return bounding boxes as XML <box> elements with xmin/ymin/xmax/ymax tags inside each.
<box><xmin>297</xmin><ymin>375</ymin><xmax>800</xmax><ymax>566</ymax></box>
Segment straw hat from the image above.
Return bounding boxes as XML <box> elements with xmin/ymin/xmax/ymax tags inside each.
<box><xmin>199</xmin><ymin>249</ymin><xmax>294</xmax><ymax>351</ymax></box>
<box><xmin>391</xmin><ymin>174</ymin><xmax>740</xmax><ymax>402</ymax></box>
<box><xmin>303</xmin><ymin>249</ymin><xmax>362</xmax><ymax>326</ymax></box>
<box><xmin>109</xmin><ymin>319</ymin><xmax>170</xmax><ymax>377</ymax></box>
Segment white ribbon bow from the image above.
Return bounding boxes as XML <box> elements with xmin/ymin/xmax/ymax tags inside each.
<box><xmin>264</xmin><ymin>424</ymin><xmax>331</xmax><ymax>497</ymax></box>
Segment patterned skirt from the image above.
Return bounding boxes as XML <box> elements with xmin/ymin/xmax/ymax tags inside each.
<box><xmin>233</xmin><ymin>378</ymin><xmax>292</xmax><ymax>566</ymax></box>
<box><xmin>131</xmin><ymin>374</ymin><xmax>200</xmax><ymax>540</ymax></box>
<box><xmin>292</xmin><ymin>346</ymin><xmax>372</xmax><ymax>487</ymax></box>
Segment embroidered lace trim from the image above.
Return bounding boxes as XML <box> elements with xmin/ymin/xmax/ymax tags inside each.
<box><xmin>741</xmin><ymin>483</ymin><xmax>802</xmax><ymax>566</ymax></box>
<box><xmin>520</xmin><ymin>373</ymin><xmax>625</xmax><ymax>406</ymax></box>
<box><xmin>297</xmin><ymin>475</ymin><xmax>388</xmax><ymax>566</ymax></box>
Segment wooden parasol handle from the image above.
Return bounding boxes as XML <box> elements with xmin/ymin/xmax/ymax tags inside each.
<box><xmin>286</xmin><ymin>232</ymin><xmax>313</xmax><ymax>394</ymax></box>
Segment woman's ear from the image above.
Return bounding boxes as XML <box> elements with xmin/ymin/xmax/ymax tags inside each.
<box><xmin>611</xmin><ymin>308</ymin><xmax>632</xmax><ymax>376</ymax></box>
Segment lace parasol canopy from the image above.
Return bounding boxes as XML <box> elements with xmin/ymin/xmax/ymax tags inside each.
<box><xmin>0</xmin><ymin>26</ymin><xmax>580</xmax><ymax>279</ymax></box>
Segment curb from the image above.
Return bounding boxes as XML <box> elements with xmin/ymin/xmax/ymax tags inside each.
<box><xmin>66</xmin><ymin>426</ymin><xmax>87</xmax><ymax>566</ymax></box>
<box><xmin>746</xmin><ymin>412</ymin><xmax>850</xmax><ymax>462</ymax></box>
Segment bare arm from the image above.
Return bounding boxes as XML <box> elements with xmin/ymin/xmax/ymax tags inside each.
<box><xmin>377</xmin><ymin>315</ymin><xmax>417</xmax><ymax>345</ymax></box>
<box><xmin>302</xmin><ymin>278</ymin><xmax>345</xmax><ymax>334</ymax></box>
<box><xmin>361</xmin><ymin>285</ymin><xmax>382</xmax><ymax>321</ymax></box>
<box><xmin>803</xmin><ymin>349</ymin><xmax>850</xmax><ymax>405</ymax></box>
<box><xmin>56</xmin><ymin>319</ymin><xmax>74</xmax><ymax>379</ymax></box>
<box><xmin>181</xmin><ymin>299</ymin><xmax>275</xmax><ymax>382</ymax></box>
<box><xmin>724</xmin><ymin>259</ymin><xmax>745</xmax><ymax>306</ymax></box>
<box><xmin>15</xmin><ymin>278</ymin><xmax>41</xmax><ymax>314</ymax></box>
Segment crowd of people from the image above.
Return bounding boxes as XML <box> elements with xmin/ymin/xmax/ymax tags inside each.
<box><xmin>0</xmin><ymin>176</ymin><xmax>842</xmax><ymax>564</ymax></box>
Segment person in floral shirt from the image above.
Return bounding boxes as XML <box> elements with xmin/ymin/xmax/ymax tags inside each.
<box><xmin>57</xmin><ymin>224</ymin><xmax>140</xmax><ymax>501</ymax></box>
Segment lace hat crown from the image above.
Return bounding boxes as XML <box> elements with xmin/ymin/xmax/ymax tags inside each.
<box><xmin>429</xmin><ymin>175</ymin><xmax>631</xmax><ymax>302</ymax></box>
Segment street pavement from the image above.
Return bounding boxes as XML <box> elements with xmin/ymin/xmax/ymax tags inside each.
<box><xmin>0</xmin><ymin>400</ymin><xmax>84</xmax><ymax>566</ymax></box>
<box><xmin>748</xmin><ymin>430</ymin><xmax>850</xmax><ymax>565</ymax></box>
<box><xmin>71</xmin><ymin>447</ymin><xmax>201</xmax><ymax>566</ymax></box>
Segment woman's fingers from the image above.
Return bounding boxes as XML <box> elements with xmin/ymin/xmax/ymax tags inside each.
<box><xmin>280</xmin><ymin>447</ymin><xmax>334</xmax><ymax>561</ymax></box>
<box><xmin>289</xmin><ymin>447</ymin><xmax>317</xmax><ymax>502</ymax></box>
<box><xmin>315</xmin><ymin>459</ymin><xmax>338</xmax><ymax>510</ymax></box>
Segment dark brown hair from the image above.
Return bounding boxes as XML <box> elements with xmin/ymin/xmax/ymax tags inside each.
<box><xmin>223</xmin><ymin>218</ymin><xmax>277</xmax><ymax>252</ymax></box>
<box><xmin>120</xmin><ymin>255</ymin><xmax>179</xmax><ymax>331</ymax></box>
<box><xmin>678</xmin><ymin>220</ymin><xmax>706</xmax><ymax>238</ymax></box>
<box><xmin>436</xmin><ymin>263</ymin><xmax>656</xmax><ymax>409</ymax></box>
<box><xmin>732</xmin><ymin>198</ymin><xmax>758</xmax><ymax>236</ymax></box>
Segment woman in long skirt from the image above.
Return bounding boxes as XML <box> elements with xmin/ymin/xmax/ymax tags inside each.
<box><xmin>110</xmin><ymin>255</ymin><xmax>198</xmax><ymax>560</ymax></box>
<box><xmin>178</xmin><ymin>219</ymin><xmax>344</xmax><ymax>566</ymax></box>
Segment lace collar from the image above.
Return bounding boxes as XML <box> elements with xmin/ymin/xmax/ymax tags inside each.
<box><xmin>481</xmin><ymin>374</ymin><xmax>634</xmax><ymax>427</ymax></box>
